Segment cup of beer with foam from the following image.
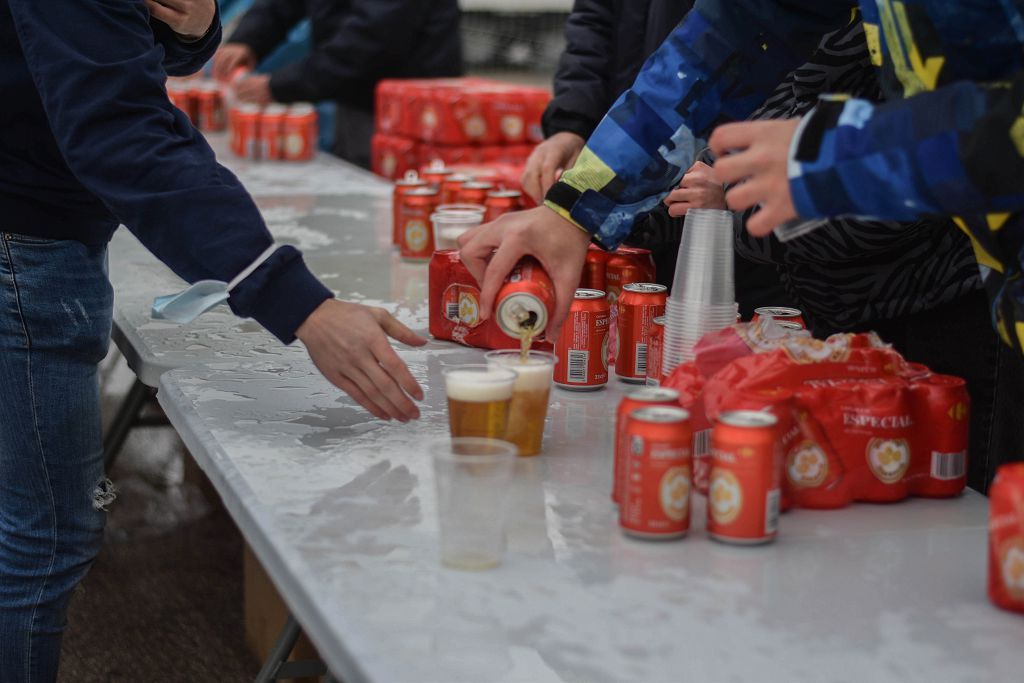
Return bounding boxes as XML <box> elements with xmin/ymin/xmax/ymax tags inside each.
<box><xmin>443</xmin><ymin>365</ymin><xmax>518</xmax><ymax>440</ymax></box>
<box><xmin>485</xmin><ymin>350</ymin><xmax>556</xmax><ymax>456</ymax></box>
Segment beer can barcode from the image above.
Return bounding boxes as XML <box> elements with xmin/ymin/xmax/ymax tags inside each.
<box><xmin>693</xmin><ymin>428</ymin><xmax>711</xmax><ymax>458</ymax></box>
<box><xmin>634</xmin><ymin>343</ymin><xmax>648</xmax><ymax>376</ymax></box>
<box><xmin>445</xmin><ymin>302</ymin><xmax>459</xmax><ymax>321</ymax></box>
<box><xmin>931</xmin><ymin>451</ymin><xmax>966</xmax><ymax>480</ymax></box>
<box><xmin>567</xmin><ymin>350</ymin><xmax>589</xmax><ymax>383</ymax></box>
<box><xmin>765</xmin><ymin>489</ymin><xmax>780</xmax><ymax>534</ymax></box>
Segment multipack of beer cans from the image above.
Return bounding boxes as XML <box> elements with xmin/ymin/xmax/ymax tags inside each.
<box><xmin>372</xmin><ymin>77</ymin><xmax>550</xmax><ymax>180</ymax></box>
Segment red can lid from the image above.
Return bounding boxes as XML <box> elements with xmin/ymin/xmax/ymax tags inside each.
<box><xmin>718</xmin><ymin>410</ymin><xmax>778</xmax><ymax>428</ymax></box>
<box><xmin>631</xmin><ymin>406</ymin><xmax>690</xmax><ymax>424</ymax></box>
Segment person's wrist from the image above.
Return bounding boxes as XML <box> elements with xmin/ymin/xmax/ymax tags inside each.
<box><xmin>295</xmin><ymin>299</ymin><xmax>331</xmax><ymax>344</ymax></box>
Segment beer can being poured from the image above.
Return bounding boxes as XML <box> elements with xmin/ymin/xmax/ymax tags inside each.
<box><xmin>495</xmin><ymin>258</ymin><xmax>555</xmax><ymax>345</ymax></box>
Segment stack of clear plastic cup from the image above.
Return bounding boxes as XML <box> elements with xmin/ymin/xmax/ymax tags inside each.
<box><xmin>432</xmin><ymin>207</ymin><xmax>485</xmax><ymax>250</ymax></box>
<box><xmin>662</xmin><ymin>209</ymin><xmax>738</xmax><ymax>374</ymax></box>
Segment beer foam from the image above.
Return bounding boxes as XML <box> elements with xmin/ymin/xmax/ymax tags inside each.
<box><xmin>445</xmin><ymin>370</ymin><xmax>515</xmax><ymax>402</ymax></box>
<box><xmin>491</xmin><ymin>359</ymin><xmax>552</xmax><ymax>391</ymax></box>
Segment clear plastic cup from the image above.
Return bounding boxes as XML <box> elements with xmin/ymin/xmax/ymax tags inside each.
<box><xmin>433</xmin><ymin>210</ymin><xmax>484</xmax><ymax>250</ymax></box>
<box><xmin>670</xmin><ymin>209</ymin><xmax>735</xmax><ymax>307</ymax></box>
<box><xmin>443</xmin><ymin>365</ymin><xmax>517</xmax><ymax>440</ymax></box>
<box><xmin>485</xmin><ymin>350</ymin><xmax>556</xmax><ymax>457</ymax></box>
<box><xmin>436</xmin><ymin>203</ymin><xmax>486</xmax><ymax>215</ymax></box>
<box><xmin>431</xmin><ymin>437</ymin><xmax>518</xmax><ymax>570</ymax></box>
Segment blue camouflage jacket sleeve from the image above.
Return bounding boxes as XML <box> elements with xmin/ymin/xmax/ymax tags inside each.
<box><xmin>543</xmin><ymin>0</ymin><xmax>855</xmax><ymax>249</ymax></box>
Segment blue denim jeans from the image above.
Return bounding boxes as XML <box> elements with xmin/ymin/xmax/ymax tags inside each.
<box><xmin>0</xmin><ymin>233</ymin><xmax>112</xmax><ymax>682</ymax></box>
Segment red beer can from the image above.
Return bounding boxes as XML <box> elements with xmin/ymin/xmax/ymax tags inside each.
<box><xmin>495</xmin><ymin>258</ymin><xmax>555</xmax><ymax>339</ymax></box>
<box><xmin>195</xmin><ymin>82</ymin><xmax>226</xmax><ymax>132</ymax></box>
<box><xmin>441</xmin><ymin>173</ymin><xmax>472</xmax><ymax>205</ymax></box>
<box><xmin>398</xmin><ymin>187</ymin><xmax>439</xmax><ymax>261</ymax></box>
<box><xmin>620</xmin><ymin>406</ymin><xmax>693</xmax><ymax>540</ymax></box>
<box><xmin>554</xmin><ymin>289</ymin><xmax>610</xmax><ymax>391</ymax></box>
<box><xmin>457</xmin><ymin>181</ymin><xmax>494</xmax><ymax>206</ymax></box>
<box><xmin>606</xmin><ymin>246</ymin><xmax>656</xmax><ymax>366</ymax></box>
<box><xmin>283</xmin><ymin>103</ymin><xmax>317</xmax><ymax>162</ymax></box>
<box><xmin>421</xmin><ymin>161</ymin><xmax>453</xmax><ymax>189</ymax></box>
<box><xmin>753</xmin><ymin>307</ymin><xmax>806</xmax><ymax>328</ymax></box>
<box><xmin>235</xmin><ymin>104</ymin><xmax>262</xmax><ymax>159</ymax></box>
<box><xmin>613</xmin><ymin>387</ymin><xmax>680</xmax><ymax>504</ymax></box>
<box><xmin>484</xmin><ymin>190</ymin><xmax>523</xmax><ymax>222</ymax></box>
<box><xmin>615</xmin><ymin>283</ymin><xmax>668</xmax><ymax>383</ymax></box>
<box><xmin>579</xmin><ymin>244</ymin><xmax>608</xmax><ymax>292</ymax></box>
<box><xmin>909</xmin><ymin>374</ymin><xmax>969</xmax><ymax>498</ymax></box>
<box><xmin>646</xmin><ymin>316</ymin><xmax>665</xmax><ymax>386</ymax></box>
<box><xmin>708</xmin><ymin>411</ymin><xmax>782</xmax><ymax>545</ymax></box>
<box><xmin>258</xmin><ymin>104</ymin><xmax>287</xmax><ymax>161</ymax></box>
<box><xmin>167</xmin><ymin>79</ymin><xmax>197</xmax><ymax>125</ymax></box>
<box><xmin>392</xmin><ymin>171</ymin><xmax>428</xmax><ymax>247</ymax></box>
<box><xmin>989</xmin><ymin>463</ymin><xmax>1024</xmax><ymax>614</ymax></box>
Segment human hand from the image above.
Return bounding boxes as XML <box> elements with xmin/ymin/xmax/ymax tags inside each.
<box><xmin>212</xmin><ymin>43</ymin><xmax>257</xmax><ymax>82</ymax></box>
<box><xmin>457</xmin><ymin>206</ymin><xmax>591</xmax><ymax>340</ymax></box>
<box><xmin>146</xmin><ymin>0</ymin><xmax>216</xmax><ymax>40</ymax></box>
<box><xmin>663</xmin><ymin>161</ymin><xmax>727</xmax><ymax>217</ymax></box>
<box><xmin>235</xmin><ymin>74</ymin><xmax>273</xmax><ymax>106</ymax></box>
<box><xmin>708</xmin><ymin>118</ymin><xmax>801</xmax><ymax>236</ymax></box>
<box><xmin>521</xmin><ymin>132</ymin><xmax>586</xmax><ymax>203</ymax></box>
<box><xmin>296</xmin><ymin>299</ymin><xmax>427</xmax><ymax>422</ymax></box>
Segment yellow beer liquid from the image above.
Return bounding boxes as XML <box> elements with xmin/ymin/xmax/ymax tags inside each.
<box><xmin>504</xmin><ymin>386</ymin><xmax>551</xmax><ymax>456</ymax></box>
<box><xmin>520</xmin><ymin>325</ymin><xmax>537</xmax><ymax>363</ymax></box>
<box><xmin>447</xmin><ymin>397</ymin><xmax>511</xmax><ymax>440</ymax></box>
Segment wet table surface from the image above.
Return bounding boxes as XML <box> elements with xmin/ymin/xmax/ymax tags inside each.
<box><xmin>159</xmin><ymin>352</ymin><xmax>1024</xmax><ymax>683</ymax></box>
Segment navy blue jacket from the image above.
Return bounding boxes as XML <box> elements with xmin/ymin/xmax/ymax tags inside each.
<box><xmin>542</xmin><ymin>0</ymin><xmax>694</xmax><ymax>140</ymax></box>
<box><xmin>1</xmin><ymin>0</ymin><xmax>330</xmax><ymax>343</ymax></box>
<box><xmin>229</xmin><ymin>0</ymin><xmax>463</xmax><ymax>110</ymax></box>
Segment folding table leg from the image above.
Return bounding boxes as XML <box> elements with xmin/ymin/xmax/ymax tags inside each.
<box><xmin>102</xmin><ymin>377</ymin><xmax>154</xmax><ymax>471</ymax></box>
<box><xmin>253</xmin><ymin>614</ymin><xmax>327</xmax><ymax>683</ymax></box>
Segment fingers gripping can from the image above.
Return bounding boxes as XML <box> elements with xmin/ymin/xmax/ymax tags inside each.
<box><xmin>554</xmin><ymin>289</ymin><xmax>610</xmax><ymax>391</ymax></box>
<box><xmin>615</xmin><ymin>283</ymin><xmax>667</xmax><ymax>383</ymax></box>
<box><xmin>614</xmin><ymin>388</ymin><xmax>681</xmax><ymax>504</ymax></box>
<box><xmin>495</xmin><ymin>259</ymin><xmax>555</xmax><ymax>340</ymax></box>
<box><xmin>620</xmin><ymin>406</ymin><xmax>693</xmax><ymax>540</ymax></box>
<box><xmin>708</xmin><ymin>411</ymin><xmax>782</xmax><ymax>545</ymax></box>
<box><xmin>988</xmin><ymin>463</ymin><xmax>1024</xmax><ymax>614</ymax></box>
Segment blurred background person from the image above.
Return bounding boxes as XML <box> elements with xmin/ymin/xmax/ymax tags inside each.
<box><xmin>523</xmin><ymin>0</ymin><xmax>789</xmax><ymax>318</ymax></box>
<box><xmin>212</xmin><ymin>0</ymin><xmax>463</xmax><ymax>168</ymax></box>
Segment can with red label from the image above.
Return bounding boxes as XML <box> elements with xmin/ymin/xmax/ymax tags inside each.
<box><xmin>580</xmin><ymin>244</ymin><xmax>608</xmax><ymax>292</ymax></box>
<box><xmin>457</xmin><ymin>181</ymin><xmax>494</xmax><ymax>206</ymax></box>
<box><xmin>554</xmin><ymin>289</ymin><xmax>610</xmax><ymax>391</ymax></box>
<box><xmin>421</xmin><ymin>161</ymin><xmax>453</xmax><ymax>188</ymax></box>
<box><xmin>616</xmin><ymin>283</ymin><xmax>667</xmax><ymax>383</ymax></box>
<box><xmin>441</xmin><ymin>173</ymin><xmax>472</xmax><ymax>205</ymax></box>
<box><xmin>753</xmin><ymin>307</ymin><xmax>806</xmax><ymax>328</ymax></box>
<box><xmin>606</xmin><ymin>246</ymin><xmax>656</xmax><ymax>365</ymax></box>
<box><xmin>646</xmin><ymin>316</ymin><xmax>665</xmax><ymax>386</ymax></box>
<box><xmin>258</xmin><ymin>104</ymin><xmax>287</xmax><ymax>160</ymax></box>
<box><xmin>398</xmin><ymin>187</ymin><xmax>439</xmax><ymax>261</ymax></box>
<box><xmin>235</xmin><ymin>104</ymin><xmax>262</xmax><ymax>159</ymax></box>
<box><xmin>909</xmin><ymin>374</ymin><xmax>969</xmax><ymax>498</ymax></box>
<box><xmin>620</xmin><ymin>406</ymin><xmax>693</xmax><ymax>540</ymax></box>
<box><xmin>613</xmin><ymin>387</ymin><xmax>681</xmax><ymax>505</ymax></box>
<box><xmin>989</xmin><ymin>463</ymin><xmax>1024</xmax><ymax>614</ymax></box>
<box><xmin>393</xmin><ymin>171</ymin><xmax>428</xmax><ymax>247</ymax></box>
<box><xmin>283</xmin><ymin>103</ymin><xmax>317</xmax><ymax>161</ymax></box>
<box><xmin>484</xmin><ymin>190</ymin><xmax>523</xmax><ymax>222</ymax></box>
<box><xmin>167</xmin><ymin>79</ymin><xmax>197</xmax><ymax>125</ymax></box>
<box><xmin>708</xmin><ymin>410</ymin><xmax>781</xmax><ymax>545</ymax></box>
<box><xmin>495</xmin><ymin>258</ymin><xmax>555</xmax><ymax>339</ymax></box>
<box><xmin>195</xmin><ymin>82</ymin><xmax>226</xmax><ymax>132</ymax></box>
